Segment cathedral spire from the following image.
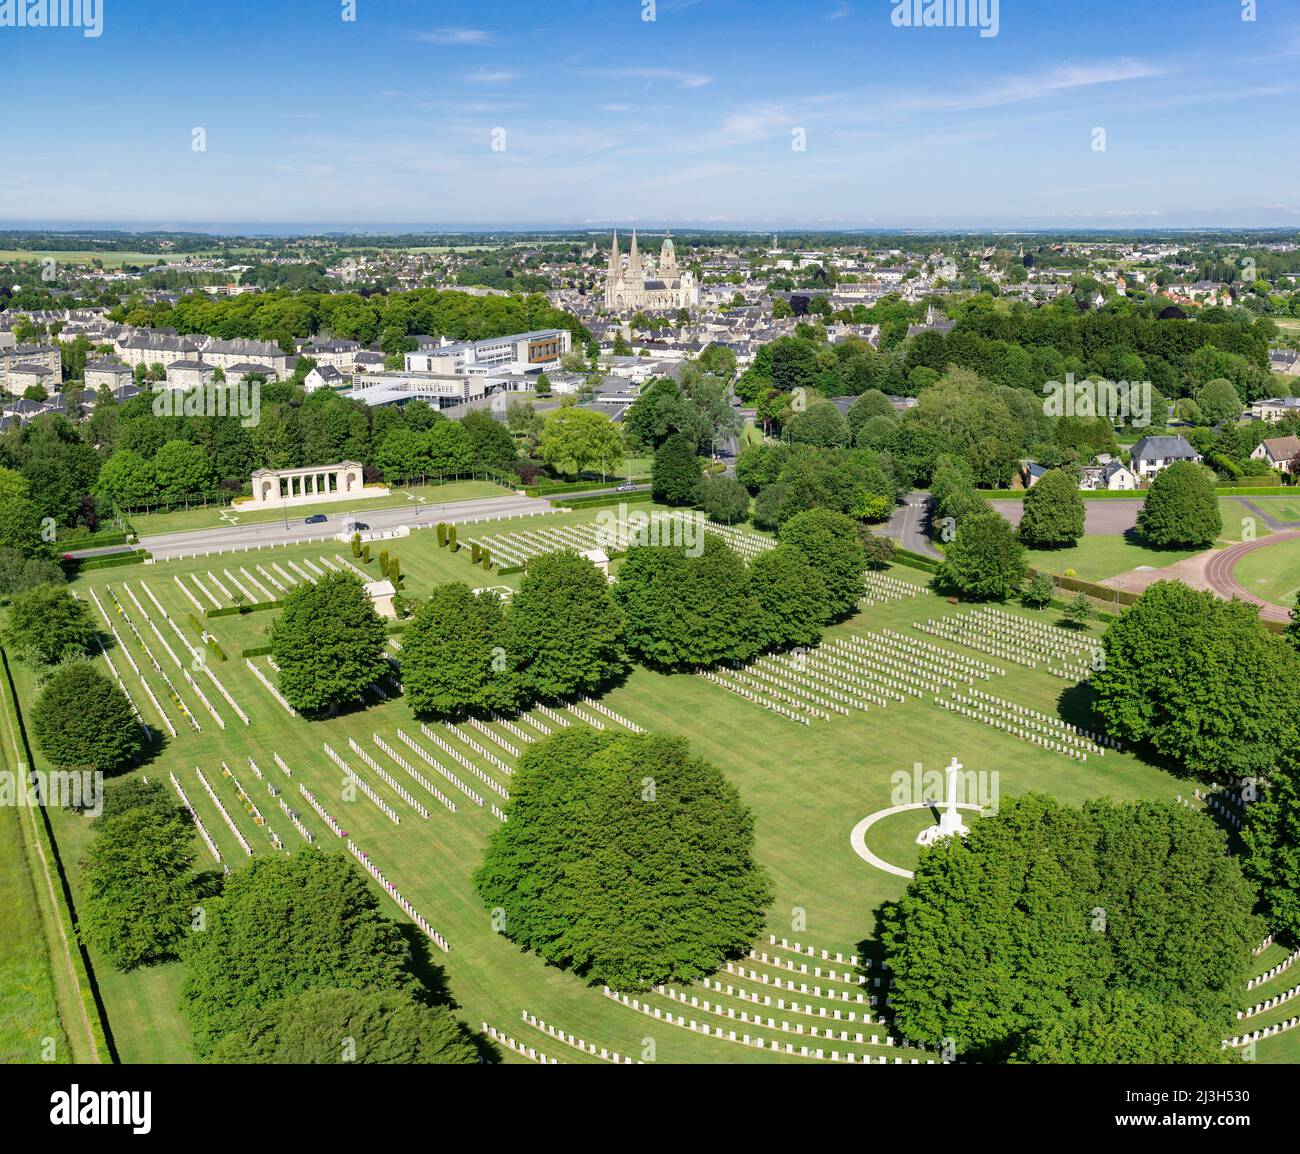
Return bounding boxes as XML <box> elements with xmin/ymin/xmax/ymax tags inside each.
<box><xmin>628</xmin><ymin>229</ymin><xmax>642</xmax><ymax>280</ymax></box>
<box><xmin>608</xmin><ymin>230</ymin><xmax>621</xmax><ymax>282</ymax></box>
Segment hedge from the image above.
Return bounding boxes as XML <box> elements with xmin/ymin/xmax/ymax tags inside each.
<box><xmin>204</xmin><ymin>636</ymin><xmax>227</xmax><ymax>662</ymax></box>
<box><xmin>60</xmin><ymin>530</ymin><xmax>130</xmax><ymax>549</ymax></box>
<box><xmin>206</xmin><ymin>599</ymin><xmax>284</xmax><ymax>617</ymax></box>
<box><xmin>1031</xmin><ymin>568</ymin><xmax>1140</xmax><ymax>607</ymax></box>
<box><xmin>557</xmin><ymin>491</ymin><xmax>656</xmax><ymax>510</ymax></box>
<box><xmin>65</xmin><ymin>550</ymin><xmax>152</xmax><ymax>572</ymax></box>
<box><xmin>891</xmin><ymin>547</ymin><xmax>941</xmax><ymax>573</ymax></box>
<box><xmin>239</xmin><ymin>645</ymin><xmax>274</xmax><ymax>659</ymax></box>
<box><xmin>0</xmin><ymin>646</ymin><xmax>113</xmax><ymax>1062</ymax></box>
<box><xmin>974</xmin><ymin>486</ymin><xmax>1294</xmax><ymax>499</ymax></box>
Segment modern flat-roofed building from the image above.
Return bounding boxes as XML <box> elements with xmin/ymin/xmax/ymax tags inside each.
<box><xmin>346</xmin><ymin>372</ymin><xmax>489</xmax><ymax>410</ymax></box>
<box><xmin>403</xmin><ymin>329</ymin><xmax>571</xmax><ymax>376</ymax></box>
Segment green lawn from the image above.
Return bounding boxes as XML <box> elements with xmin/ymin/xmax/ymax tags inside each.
<box><xmin>1026</xmin><ymin>536</ymin><xmax>1202</xmax><ymax>582</ymax></box>
<box><xmin>7</xmin><ymin>512</ymin><xmax>1284</xmax><ymax>1064</ymax></box>
<box><xmin>129</xmin><ymin>480</ymin><xmax>511</xmax><ymax>538</ymax></box>
<box><xmin>1233</xmin><ymin>534</ymin><xmax>1300</xmax><ymax>608</ymax></box>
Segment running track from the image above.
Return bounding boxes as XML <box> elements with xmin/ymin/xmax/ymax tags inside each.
<box><xmin>1203</xmin><ymin>530</ymin><xmax>1300</xmax><ymax>622</ymax></box>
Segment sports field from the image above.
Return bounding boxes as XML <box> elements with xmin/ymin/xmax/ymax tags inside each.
<box><xmin>1233</xmin><ymin>534</ymin><xmax>1300</xmax><ymax>608</ymax></box>
<box><xmin>7</xmin><ymin>502</ymin><xmax>1293</xmax><ymax>1064</ymax></box>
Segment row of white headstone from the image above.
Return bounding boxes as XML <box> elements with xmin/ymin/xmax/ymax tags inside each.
<box><xmin>699</xmin><ymin>976</ymin><xmax>873</xmax><ymax>1023</ymax></box>
<box><xmin>519</xmin><ymin>1010</ymin><xmax>637</xmax><ymax>1064</ymax></box>
<box><xmin>1248</xmin><ymin>946</ymin><xmax>1300</xmax><ymax>991</ymax></box>
<box><xmin>196</xmin><ymin>767</ymin><xmax>252</xmax><ymax>855</ymax></box>
<box><xmin>696</xmin><ymin>668</ymin><xmax>813</xmax><ymax>725</ymax></box>
<box><xmin>168</xmin><ymin>772</ymin><xmax>222</xmax><ymax>864</ymax></box>
<box><xmin>373</xmin><ymin>734</ymin><xmax>460</xmax><ymax>812</ymax></box>
<box><xmin>721</xmin><ymin>960</ymin><xmax>871</xmax><ymax>1004</ymax></box>
<box><xmin>105</xmin><ymin>585</ymin><xmax>202</xmax><ymax>733</ymax></box>
<box><xmin>347</xmin><ymin>840</ymin><xmax>449</xmax><ymax>952</ymax></box>
<box><xmin>347</xmin><ymin>737</ymin><xmax>430</xmax><ymax>819</ymax></box>
<box><xmin>480</xmin><ymin>1023</ymin><xmax>559</xmax><ymax>1064</ymax></box>
<box><xmin>324</xmin><ymin>743</ymin><xmax>401</xmax><ymax>825</ymax></box>
<box><xmin>298</xmin><ymin>781</ymin><xmax>346</xmax><ymax>838</ymax></box>
<box><xmin>245</xmin><ymin>658</ymin><xmax>296</xmax><ymax>716</ymax></box>
<box><xmin>414</xmin><ymin>725</ymin><xmax>504</xmax><ymax>799</ymax></box>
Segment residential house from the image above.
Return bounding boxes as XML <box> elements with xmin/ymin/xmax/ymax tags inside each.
<box><xmin>1251</xmin><ymin>435</ymin><xmax>1300</xmax><ymax>476</ymax></box>
<box><xmin>1130</xmin><ymin>435</ymin><xmax>1202</xmax><ymax>480</ymax></box>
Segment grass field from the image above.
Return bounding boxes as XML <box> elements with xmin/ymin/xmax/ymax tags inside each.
<box><xmin>1028</xmin><ymin>535</ymin><xmax>1203</xmax><ymax>582</ymax></box>
<box><xmin>0</xmin><ymin>250</ymin><xmax>216</xmax><ymax>268</ymax></box>
<box><xmin>1233</xmin><ymin>534</ymin><xmax>1300</xmax><ymax>608</ymax></box>
<box><xmin>6</xmin><ymin>501</ymin><xmax>1293</xmax><ymax>1064</ymax></box>
<box><xmin>127</xmin><ymin>480</ymin><xmax>512</xmax><ymax>538</ymax></box>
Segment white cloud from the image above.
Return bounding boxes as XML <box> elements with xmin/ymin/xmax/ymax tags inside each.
<box><xmin>578</xmin><ymin>67</ymin><xmax>713</xmax><ymax>89</ymax></box>
<box><xmin>466</xmin><ymin>69</ymin><xmax>517</xmax><ymax>83</ymax></box>
<box><xmin>413</xmin><ymin>29</ymin><xmax>495</xmax><ymax>46</ymax></box>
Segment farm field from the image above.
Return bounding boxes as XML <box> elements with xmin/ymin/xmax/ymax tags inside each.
<box><xmin>0</xmin><ymin>250</ymin><xmax>215</xmax><ymax>268</ymax></box>
<box><xmin>128</xmin><ymin>480</ymin><xmax>512</xmax><ymax>538</ymax></box>
<box><xmin>8</xmin><ymin>504</ymin><xmax>1291</xmax><ymax>1064</ymax></box>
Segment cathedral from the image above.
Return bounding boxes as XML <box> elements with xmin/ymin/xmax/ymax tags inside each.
<box><xmin>604</xmin><ymin>230</ymin><xmax>699</xmax><ymax>312</ymax></box>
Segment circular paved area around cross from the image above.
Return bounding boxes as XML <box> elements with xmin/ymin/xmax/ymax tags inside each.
<box><xmin>849</xmin><ymin>803</ymin><xmax>987</xmax><ymax>879</ymax></box>
<box><xmin>1203</xmin><ymin>529</ymin><xmax>1300</xmax><ymax>623</ymax></box>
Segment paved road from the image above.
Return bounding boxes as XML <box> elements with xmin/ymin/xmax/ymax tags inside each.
<box><xmin>1203</xmin><ymin>530</ymin><xmax>1300</xmax><ymax>622</ymax></box>
<box><xmin>880</xmin><ymin>493</ymin><xmax>941</xmax><ymax>558</ymax></box>
<box><xmin>138</xmin><ymin>493</ymin><xmax>554</xmax><ymax>560</ymax></box>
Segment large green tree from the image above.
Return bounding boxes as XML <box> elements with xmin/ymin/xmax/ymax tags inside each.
<box><xmin>505</xmin><ymin>551</ymin><xmax>627</xmax><ymax>700</ymax></box>
<box><xmin>81</xmin><ymin>805</ymin><xmax>196</xmax><ymax>971</ymax></box>
<box><xmin>30</xmin><ymin>663</ymin><xmax>143</xmax><ymax>772</ymax></box>
<box><xmin>401</xmin><ymin>584</ymin><xmax>518</xmax><ymax>717</ymax></box>
<box><xmin>748</xmin><ymin>543</ymin><xmax>828</xmax><ymax>651</ymax></box>
<box><xmin>269</xmin><ymin>571</ymin><xmax>390</xmax><ymax>715</ymax></box>
<box><xmin>4</xmin><ymin>583</ymin><xmax>97</xmax><ymax>666</ymax></box>
<box><xmin>778</xmin><ymin>508</ymin><xmax>866</xmax><ymax>619</ymax></box>
<box><xmin>880</xmin><ymin>795</ymin><xmax>1261</xmax><ymax>1062</ymax></box>
<box><xmin>476</xmin><ymin>729</ymin><xmax>771</xmax><ymax>990</ymax></box>
<box><xmin>538</xmin><ymin>407</ymin><xmax>623</xmax><ymax>478</ymax></box>
<box><xmin>935</xmin><ymin>510</ymin><xmax>1027</xmax><ymax>601</ymax></box>
<box><xmin>1136</xmin><ymin>461</ymin><xmax>1221</xmax><ymax>547</ymax></box>
<box><xmin>1090</xmin><ymin>581</ymin><xmax>1300</xmax><ymax>780</ymax></box>
<box><xmin>208</xmin><ymin>988</ymin><xmax>477</xmax><ymax>1065</ymax></box>
<box><xmin>1240</xmin><ymin>751</ymin><xmax>1300</xmax><ymax>943</ymax></box>
<box><xmin>180</xmin><ymin>848</ymin><xmax>417</xmax><ymax>1056</ymax></box>
<box><xmin>1018</xmin><ymin>469</ymin><xmax>1085</xmax><ymax>548</ymax></box>
<box><xmin>651</xmin><ymin>432</ymin><xmax>702</xmax><ymax>506</ymax></box>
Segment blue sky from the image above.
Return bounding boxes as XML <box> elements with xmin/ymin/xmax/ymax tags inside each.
<box><xmin>2</xmin><ymin>0</ymin><xmax>1299</xmax><ymax>230</ymax></box>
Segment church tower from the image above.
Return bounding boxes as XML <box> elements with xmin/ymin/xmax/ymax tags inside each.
<box><xmin>605</xmin><ymin>230</ymin><xmax>622</xmax><ymax>309</ymax></box>
<box><xmin>628</xmin><ymin>229</ymin><xmax>643</xmax><ymax>282</ymax></box>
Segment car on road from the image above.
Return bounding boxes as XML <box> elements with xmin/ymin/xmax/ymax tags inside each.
<box><xmin>616</xmin><ymin>482</ymin><xmax>638</xmax><ymax>492</ymax></box>
<box><xmin>343</xmin><ymin>521</ymin><xmax>369</xmax><ymax>533</ymax></box>
<box><xmin>305</xmin><ymin>514</ymin><xmax>328</xmax><ymax>524</ymax></box>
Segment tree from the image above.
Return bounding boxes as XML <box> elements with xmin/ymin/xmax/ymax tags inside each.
<box><xmin>860</xmin><ymin>530</ymin><xmax>896</xmax><ymax>571</ymax></box>
<box><xmin>401</xmin><ymin>584</ymin><xmax>518</xmax><ymax>717</ymax></box>
<box><xmin>1022</xmin><ymin>571</ymin><xmax>1055</xmax><ymax>609</ymax></box>
<box><xmin>880</xmin><ymin>795</ymin><xmax>1261</xmax><ymax>1062</ymax></box>
<box><xmin>4</xmin><ymin>583</ymin><xmax>97</xmax><ymax>666</ymax></box>
<box><xmin>538</xmin><ymin>407</ymin><xmax>623</xmax><ymax>478</ymax></box>
<box><xmin>614</xmin><ymin>538</ymin><xmax>757</xmax><ymax>669</ymax></box>
<box><xmin>505</xmin><ymin>551</ymin><xmax>627</xmax><ymax>700</ymax></box>
<box><xmin>1240</xmin><ymin>750</ymin><xmax>1300</xmax><ymax>943</ymax></box>
<box><xmin>95</xmin><ymin>450</ymin><xmax>157</xmax><ymax>509</ymax></box>
<box><xmin>475</xmin><ymin>729</ymin><xmax>771</xmax><ymax>990</ymax></box>
<box><xmin>694</xmin><ymin>473</ymin><xmax>750</xmax><ymax>524</ymax></box>
<box><xmin>81</xmin><ymin>805</ymin><xmax>196</xmax><ymax>971</ymax></box>
<box><xmin>180</xmin><ymin>848</ymin><xmax>417</xmax><ymax>1056</ymax></box>
<box><xmin>31</xmin><ymin>663</ymin><xmax>143</xmax><ymax>773</ymax></box>
<box><xmin>534</xmin><ymin>371</ymin><xmax>552</xmax><ymax>398</ymax></box>
<box><xmin>846</xmin><ymin>389</ymin><xmax>895</xmax><ymax>439</ymax></box>
<box><xmin>1136</xmin><ymin>461</ymin><xmax>1222</xmax><ymax>547</ymax></box>
<box><xmin>935</xmin><ymin>510</ymin><xmax>1027</xmax><ymax>601</ymax></box>
<box><xmin>1195</xmin><ymin>378</ymin><xmax>1244</xmax><ymax>426</ymax></box>
<box><xmin>779</xmin><ymin>508</ymin><xmax>866</xmax><ymax>619</ymax></box>
<box><xmin>1018</xmin><ymin>469</ymin><xmax>1085</xmax><ymax>548</ymax></box>
<box><xmin>209</xmin><ymin>988</ymin><xmax>477</xmax><ymax>1065</ymax></box>
<box><xmin>269</xmin><ymin>572</ymin><xmax>389</xmax><ymax>715</ymax></box>
<box><xmin>787</xmin><ymin>401</ymin><xmax>850</xmax><ymax>448</ymax></box>
<box><xmin>748</xmin><ymin>544</ymin><xmax>828</xmax><ymax>651</ymax></box>
<box><xmin>651</xmin><ymin>433</ymin><xmax>702</xmax><ymax>506</ymax></box>
<box><xmin>462</xmin><ymin>409</ymin><xmax>518</xmax><ymax>473</ymax></box>
<box><xmin>1090</xmin><ymin>581</ymin><xmax>1300</xmax><ymax>780</ymax></box>
<box><xmin>1010</xmin><ymin>990</ymin><xmax>1232</xmax><ymax>1065</ymax></box>
<box><xmin>153</xmin><ymin>439</ymin><xmax>214</xmax><ymax>503</ymax></box>
<box><xmin>0</xmin><ymin>549</ymin><xmax>63</xmax><ymax>599</ymax></box>
<box><xmin>1062</xmin><ymin>592</ymin><xmax>1098</xmax><ymax>628</ymax></box>
<box><xmin>0</xmin><ymin>467</ymin><xmax>45</xmax><ymax>557</ymax></box>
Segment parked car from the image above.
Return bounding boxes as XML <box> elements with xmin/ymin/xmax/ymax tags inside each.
<box><xmin>305</xmin><ymin>514</ymin><xmax>328</xmax><ymax>524</ymax></box>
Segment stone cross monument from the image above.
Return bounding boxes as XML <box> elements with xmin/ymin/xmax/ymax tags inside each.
<box><xmin>916</xmin><ymin>757</ymin><xmax>971</xmax><ymax>847</ymax></box>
